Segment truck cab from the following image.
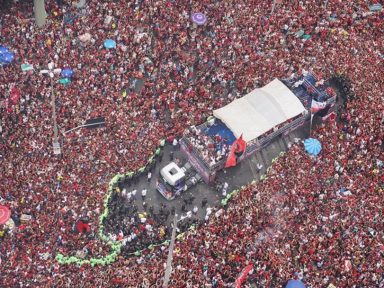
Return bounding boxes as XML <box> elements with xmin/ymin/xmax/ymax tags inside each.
<box><xmin>156</xmin><ymin>162</ymin><xmax>187</xmax><ymax>200</ymax></box>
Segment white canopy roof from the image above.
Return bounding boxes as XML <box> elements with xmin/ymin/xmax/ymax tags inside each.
<box><xmin>213</xmin><ymin>79</ymin><xmax>306</xmax><ymax>142</ymax></box>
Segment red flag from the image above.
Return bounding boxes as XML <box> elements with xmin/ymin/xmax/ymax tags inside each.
<box><xmin>235</xmin><ymin>134</ymin><xmax>247</xmax><ymax>154</ymax></box>
<box><xmin>225</xmin><ymin>135</ymin><xmax>246</xmax><ymax>168</ymax></box>
<box><xmin>235</xmin><ymin>263</ymin><xmax>254</xmax><ymax>288</ymax></box>
<box><xmin>225</xmin><ymin>142</ymin><xmax>237</xmax><ymax>168</ymax></box>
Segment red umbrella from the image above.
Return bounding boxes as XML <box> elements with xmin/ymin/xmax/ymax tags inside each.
<box><xmin>0</xmin><ymin>205</ymin><xmax>11</xmax><ymax>225</ymax></box>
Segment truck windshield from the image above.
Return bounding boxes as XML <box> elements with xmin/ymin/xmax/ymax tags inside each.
<box><xmin>159</xmin><ymin>176</ymin><xmax>174</xmax><ymax>191</ymax></box>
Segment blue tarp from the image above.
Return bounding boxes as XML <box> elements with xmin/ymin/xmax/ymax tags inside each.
<box><xmin>0</xmin><ymin>46</ymin><xmax>9</xmax><ymax>54</ymax></box>
<box><xmin>0</xmin><ymin>52</ymin><xmax>14</xmax><ymax>64</ymax></box>
<box><xmin>204</xmin><ymin>119</ymin><xmax>236</xmax><ymax>147</ymax></box>
<box><xmin>286</xmin><ymin>279</ymin><xmax>306</xmax><ymax>288</ymax></box>
<box><xmin>61</xmin><ymin>68</ymin><xmax>74</xmax><ymax>78</ymax></box>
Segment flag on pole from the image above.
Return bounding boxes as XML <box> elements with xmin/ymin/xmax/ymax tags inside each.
<box><xmin>235</xmin><ymin>134</ymin><xmax>247</xmax><ymax>154</ymax></box>
<box><xmin>225</xmin><ymin>145</ymin><xmax>237</xmax><ymax>168</ymax></box>
<box><xmin>225</xmin><ymin>134</ymin><xmax>247</xmax><ymax>168</ymax></box>
<box><xmin>309</xmin><ymin>112</ymin><xmax>314</xmax><ymax>137</ymax></box>
<box><xmin>310</xmin><ymin>99</ymin><xmax>327</xmax><ymax>113</ymax></box>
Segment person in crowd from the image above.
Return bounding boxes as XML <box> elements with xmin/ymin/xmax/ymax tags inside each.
<box><xmin>0</xmin><ymin>0</ymin><xmax>382</xmax><ymax>287</ymax></box>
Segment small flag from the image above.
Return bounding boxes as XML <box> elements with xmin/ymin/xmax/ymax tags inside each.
<box><xmin>311</xmin><ymin>99</ymin><xmax>327</xmax><ymax>113</ymax></box>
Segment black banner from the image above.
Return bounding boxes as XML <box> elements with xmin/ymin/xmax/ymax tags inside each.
<box><xmin>85</xmin><ymin>117</ymin><xmax>105</xmax><ymax>129</ymax></box>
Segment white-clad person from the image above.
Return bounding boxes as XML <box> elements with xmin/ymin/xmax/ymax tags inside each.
<box><xmin>131</xmin><ymin>189</ymin><xmax>137</xmax><ymax>200</ymax></box>
<box><xmin>141</xmin><ymin>189</ymin><xmax>147</xmax><ymax>200</ymax></box>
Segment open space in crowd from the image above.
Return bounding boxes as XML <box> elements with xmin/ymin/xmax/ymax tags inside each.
<box><xmin>0</xmin><ymin>0</ymin><xmax>383</xmax><ymax>287</ymax></box>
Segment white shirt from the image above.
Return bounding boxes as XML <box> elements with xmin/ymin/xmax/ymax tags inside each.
<box><xmin>141</xmin><ymin>189</ymin><xmax>147</xmax><ymax>196</ymax></box>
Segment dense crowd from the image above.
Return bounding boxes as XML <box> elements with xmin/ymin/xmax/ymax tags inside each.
<box><xmin>186</xmin><ymin>124</ymin><xmax>230</xmax><ymax>166</ymax></box>
<box><xmin>0</xmin><ymin>0</ymin><xmax>383</xmax><ymax>287</ymax></box>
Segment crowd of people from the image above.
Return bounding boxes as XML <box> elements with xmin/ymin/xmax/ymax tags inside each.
<box><xmin>185</xmin><ymin>123</ymin><xmax>231</xmax><ymax>167</ymax></box>
<box><xmin>0</xmin><ymin>0</ymin><xmax>383</xmax><ymax>287</ymax></box>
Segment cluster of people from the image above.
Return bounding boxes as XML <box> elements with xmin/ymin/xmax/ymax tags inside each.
<box><xmin>186</xmin><ymin>125</ymin><xmax>230</xmax><ymax>167</ymax></box>
<box><xmin>0</xmin><ymin>0</ymin><xmax>383</xmax><ymax>286</ymax></box>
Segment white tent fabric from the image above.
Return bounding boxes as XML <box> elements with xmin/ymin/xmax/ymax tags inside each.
<box><xmin>213</xmin><ymin>79</ymin><xmax>306</xmax><ymax>142</ymax></box>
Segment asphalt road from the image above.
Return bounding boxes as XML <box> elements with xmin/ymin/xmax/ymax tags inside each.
<box><xmin>119</xmin><ymin>121</ymin><xmax>309</xmax><ymax>229</ymax></box>
<box><xmin>110</xmin><ymin>77</ymin><xmax>341</xmax><ymax>234</ymax></box>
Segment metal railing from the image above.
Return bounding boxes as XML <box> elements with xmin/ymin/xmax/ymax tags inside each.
<box><xmin>245</xmin><ymin>115</ymin><xmax>307</xmax><ymax>152</ymax></box>
<box><xmin>326</xmin><ymin>96</ymin><xmax>336</xmax><ymax>105</ymax></box>
<box><xmin>179</xmin><ymin>138</ymin><xmax>212</xmax><ymax>171</ymax></box>
<box><xmin>181</xmin><ymin>113</ymin><xmax>308</xmax><ymax>174</ymax></box>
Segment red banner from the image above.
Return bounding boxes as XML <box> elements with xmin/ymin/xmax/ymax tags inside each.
<box><xmin>235</xmin><ymin>263</ymin><xmax>254</xmax><ymax>288</ymax></box>
<box><xmin>235</xmin><ymin>134</ymin><xmax>247</xmax><ymax>154</ymax></box>
<box><xmin>225</xmin><ymin>134</ymin><xmax>246</xmax><ymax>168</ymax></box>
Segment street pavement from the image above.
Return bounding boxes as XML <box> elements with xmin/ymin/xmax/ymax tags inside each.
<box><xmin>112</xmin><ymin>77</ymin><xmax>340</xmax><ymax>233</ymax></box>
<box><xmin>120</xmin><ymin>121</ymin><xmax>309</xmax><ymax>230</ymax></box>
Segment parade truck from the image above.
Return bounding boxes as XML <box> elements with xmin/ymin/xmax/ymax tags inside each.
<box><xmin>179</xmin><ymin>72</ymin><xmax>336</xmax><ymax>184</ymax></box>
<box><xmin>156</xmin><ymin>72</ymin><xmax>337</xmax><ymax>198</ymax></box>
